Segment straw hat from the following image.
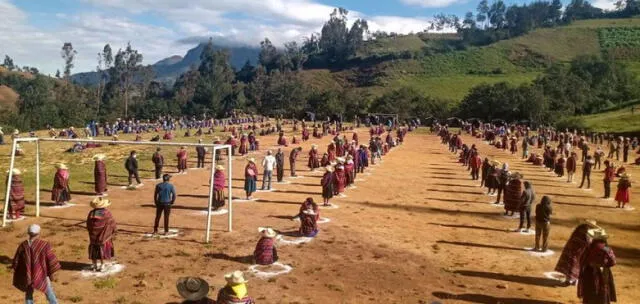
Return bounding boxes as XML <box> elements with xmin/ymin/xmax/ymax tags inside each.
<box><xmin>490</xmin><ymin>160</ymin><xmax>501</xmax><ymax>167</ymax></box>
<box><xmin>302</xmin><ymin>207</ymin><xmax>316</xmax><ymax>216</ymax></box>
<box><xmin>224</xmin><ymin>271</ymin><xmax>248</xmax><ymax>285</ymax></box>
<box><xmin>582</xmin><ymin>219</ymin><xmax>599</xmax><ymax>228</ymax></box>
<box><xmin>7</xmin><ymin>168</ymin><xmax>22</xmax><ymax>175</ymax></box>
<box><xmin>587</xmin><ymin>228</ymin><xmax>608</xmax><ymax>240</ymax></box>
<box><xmin>247</xmin><ymin>158</ymin><xmax>256</xmax><ymax>163</ymax></box>
<box><xmin>88</xmin><ymin>137</ymin><xmax>94</xmax><ymax>140</ymax></box>
<box><xmin>312</xmin><ymin>144</ymin><xmax>318</xmax><ymax>148</ymax></box>
<box><xmin>621</xmin><ymin>173</ymin><xmax>630</xmax><ymax>180</ymax></box>
<box><xmin>55</xmin><ymin>163</ymin><xmax>68</xmax><ymax>170</ymax></box>
<box><xmin>176</xmin><ymin>277</ymin><xmax>209</xmax><ymax>301</ymax></box>
<box><xmin>325</xmin><ymin>166</ymin><xmax>334</xmax><ymax>173</ymax></box>
<box><xmin>90</xmin><ymin>197</ymin><xmax>111</xmax><ymax>209</ymax></box>
<box><xmin>258</xmin><ymin>227</ymin><xmax>277</xmax><ymax>238</ymax></box>
<box><xmin>215</xmin><ymin>165</ymin><xmax>225</xmax><ymax>171</ymax></box>
<box><xmin>13</xmin><ymin>129</ymin><xmax>19</xmax><ymax>135</ymax></box>
<box><xmin>93</xmin><ymin>154</ymin><xmax>106</xmax><ymax>161</ymax></box>
<box><xmin>336</xmin><ymin>157</ymin><xmax>346</xmax><ymax>163</ymax></box>
<box><xmin>511</xmin><ymin>172</ymin><xmax>523</xmax><ymax>179</ymax></box>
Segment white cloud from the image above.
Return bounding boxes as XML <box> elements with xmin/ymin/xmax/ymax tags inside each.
<box><xmin>368</xmin><ymin>16</ymin><xmax>435</xmax><ymax>34</ymax></box>
<box><xmin>399</xmin><ymin>0</ymin><xmax>465</xmax><ymax>8</ymax></box>
<box><xmin>592</xmin><ymin>0</ymin><xmax>617</xmax><ymax>11</ymax></box>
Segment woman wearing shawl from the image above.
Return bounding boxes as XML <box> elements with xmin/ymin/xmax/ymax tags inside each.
<box><xmin>480</xmin><ymin>158</ymin><xmax>490</xmax><ymax>187</ymax></box>
<box><xmin>177</xmin><ymin>147</ymin><xmax>188</xmax><ymax>174</ymax></box>
<box><xmin>93</xmin><ymin>154</ymin><xmax>108</xmax><ymax>196</ymax></box>
<box><xmin>254</xmin><ymin>227</ymin><xmax>278</xmax><ymax>265</ymax></box>
<box><xmin>302</xmin><ymin>128</ymin><xmax>309</xmax><ymax>141</ymax></box>
<box><xmin>277</xmin><ymin>131</ymin><xmax>287</xmax><ymax>146</ymax></box>
<box><xmin>555</xmin><ymin>220</ymin><xmax>598</xmax><ymax>286</ymax></box>
<box><xmin>248</xmin><ymin>132</ymin><xmax>256</xmax><ymax>151</ymax></box>
<box><xmin>345</xmin><ymin>155</ymin><xmax>355</xmax><ymax>187</ymax></box>
<box><xmin>213</xmin><ymin>165</ymin><xmax>226</xmax><ymax>210</ymax></box>
<box><xmin>308</xmin><ymin>145</ymin><xmax>320</xmax><ymax>170</ymax></box>
<box><xmin>86</xmin><ymin>197</ymin><xmax>117</xmax><ymax>272</ymax></box>
<box><xmin>217</xmin><ymin>271</ymin><xmax>255</xmax><ymax>304</ymax></box>
<box><xmin>327</xmin><ymin>142</ymin><xmax>336</xmax><ymax>162</ymax></box>
<box><xmin>503</xmin><ymin>172</ymin><xmax>523</xmax><ymax>216</ymax></box>
<box><xmin>51</xmin><ymin>163</ymin><xmax>71</xmax><ymax>206</ymax></box>
<box><xmin>578</xmin><ymin>228</ymin><xmax>617</xmax><ymax>304</ymax></box>
<box><xmin>321</xmin><ymin>166</ymin><xmax>335</xmax><ymax>206</ymax></box>
<box><xmin>299</xmin><ymin>207</ymin><xmax>319</xmax><ymax>237</ymax></box>
<box><xmin>7</xmin><ymin>168</ymin><xmax>25</xmax><ymax>219</ymax></box>
<box><xmin>486</xmin><ymin>160</ymin><xmax>501</xmax><ymax>196</ymax></box>
<box><xmin>333</xmin><ymin>160</ymin><xmax>346</xmax><ymax>195</ymax></box>
<box><xmin>244</xmin><ymin>159</ymin><xmax>258</xmax><ymax>200</ymax></box>
<box><xmin>554</xmin><ymin>156</ymin><xmax>566</xmax><ymax>177</ymax></box>
<box><xmin>615</xmin><ymin>173</ymin><xmax>631</xmax><ymax>208</ymax></box>
<box><xmin>320</xmin><ymin>153</ymin><xmax>330</xmax><ymax>167</ymax></box>
<box><xmin>239</xmin><ymin>134</ymin><xmax>249</xmax><ymax>155</ymax></box>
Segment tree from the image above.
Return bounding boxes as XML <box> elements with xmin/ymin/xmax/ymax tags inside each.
<box><xmin>193</xmin><ymin>38</ymin><xmax>235</xmax><ymax>116</ymax></box>
<box><xmin>96</xmin><ymin>44</ymin><xmax>113</xmax><ymax>117</ymax></box>
<box><xmin>173</xmin><ymin>66</ymin><xmax>200</xmax><ymax>105</ymax></box>
<box><xmin>488</xmin><ymin>0</ymin><xmax>507</xmax><ymax>29</ymax></box>
<box><xmin>236</xmin><ymin>60</ymin><xmax>255</xmax><ymax>83</ymax></box>
<box><xmin>284</xmin><ymin>42</ymin><xmax>307</xmax><ymax>71</ymax></box>
<box><xmin>346</xmin><ymin>19</ymin><xmax>369</xmax><ymax>56</ymax></box>
<box><xmin>55</xmin><ymin>70</ymin><xmax>61</xmax><ymax>78</ymax></box>
<box><xmin>463</xmin><ymin>12</ymin><xmax>477</xmax><ymax>29</ymax></box>
<box><xmin>302</xmin><ymin>33</ymin><xmax>321</xmax><ymax>55</ymax></box>
<box><xmin>259</xmin><ymin>38</ymin><xmax>279</xmax><ymax>72</ymax></box>
<box><xmin>319</xmin><ymin>8</ymin><xmax>349</xmax><ymax>63</ymax></box>
<box><xmin>476</xmin><ymin>0</ymin><xmax>490</xmax><ymax>28</ymax></box>
<box><xmin>3</xmin><ymin>55</ymin><xmax>15</xmax><ymax>71</ymax></box>
<box><xmin>111</xmin><ymin>43</ymin><xmax>143</xmax><ymax>118</ymax></box>
<box><xmin>61</xmin><ymin>42</ymin><xmax>77</xmax><ymax>80</ymax></box>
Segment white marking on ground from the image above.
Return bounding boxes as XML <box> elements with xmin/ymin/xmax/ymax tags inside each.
<box><xmin>234</xmin><ymin>198</ymin><xmax>258</xmax><ymax>203</ymax></box>
<box><xmin>248</xmin><ymin>262</ymin><xmax>293</xmax><ymax>279</ymax></box>
<box><xmin>317</xmin><ymin>217</ymin><xmax>331</xmax><ymax>224</ymax></box>
<box><xmin>5</xmin><ymin>216</ymin><xmax>26</xmax><ymax>222</ymax></box>
<box><xmin>517</xmin><ymin>229</ymin><xmax>535</xmax><ymax>235</ymax></box>
<box><xmin>319</xmin><ymin>204</ymin><xmax>339</xmax><ymax>209</ymax></box>
<box><xmin>142</xmin><ymin>229</ymin><xmax>180</xmax><ymax>239</ymax></box>
<box><xmin>47</xmin><ymin>203</ymin><xmax>77</xmax><ymax>209</ymax></box>
<box><xmin>524</xmin><ymin>247</ymin><xmax>555</xmax><ymax>257</ymax></box>
<box><xmin>195</xmin><ymin>209</ymin><xmax>229</xmax><ymax>216</ymax></box>
<box><xmin>80</xmin><ymin>263</ymin><xmax>125</xmax><ymax>278</ymax></box>
<box><xmin>277</xmin><ymin>235</ymin><xmax>313</xmax><ymax>245</ymax></box>
<box><xmin>256</xmin><ymin>189</ymin><xmax>276</xmax><ymax>193</ymax></box>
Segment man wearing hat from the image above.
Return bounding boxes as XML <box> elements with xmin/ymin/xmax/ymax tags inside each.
<box><xmin>578</xmin><ymin>228</ymin><xmax>617</xmax><ymax>303</ymax></box>
<box><xmin>213</xmin><ymin>165</ymin><xmax>226</xmax><ymax>210</ymax></box>
<box><xmin>7</xmin><ymin>168</ymin><xmax>25</xmax><ymax>219</ymax></box>
<box><xmin>217</xmin><ymin>271</ymin><xmax>255</xmax><ymax>304</ymax></box>
<box><xmin>51</xmin><ymin>163</ymin><xmax>71</xmax><ymax>206</ymax></box>
<box><xmin>254</xmin><ymin>227</ymin><xmax>278</xmax><ymax>265</ymax></box>
<box><xmin>153</xmin><ymin>174</ymin><xmax>177</xmax><ymax>235</ymax></box>
<box><xmin>261</xmin><ymin>150</ymin><xmax>276</xmax><ymax>190</ymax></box>
<box><xmin>275</xmin><ymin>148</ymin><xmax>285</xmax><ymax>183</ymax></box>
<box><xmin>93</xmin><ymin>154</ymin><xmax>108</xmax><ymax>196</ymax></box>
<box><xmin>12</xmin><ymin>224</ymin><xmax>61</xmax><ymax>303</ymax></box>
<box><xmin>152</xmin><ymin>147</ymin><xmax>164</xmax><ymax>180</ymax></box>
<box><xmin>125</xmin><ymin>151</ymin><xmax>143</xmax><ymax>188</ymax></box>
<box><xmin>177</xmin><ymin>277</ymin><xmax>214</xmax><ymax>304</ymax></box>
<box><xmin>196</xmin><ymin>139</ymin><xmax>207</xmax><ymax>168</ymax></box>
<box><xmin>87</xmin><ymin>197</ymin><xmax>117</xmax><ymax>272</ymax></box>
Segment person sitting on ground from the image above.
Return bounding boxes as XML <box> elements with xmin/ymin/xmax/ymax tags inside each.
<box><xmin>217</xmin><ymin>271</ymin><xmax>255</xmax><ymax>304</ymax></box>
<box><xmin>177</xmin><ymin>277</ymin><xmax>215</xmax><ymax>304</ymax></box>
<box><xmin>254</xmin><ymin>227</ymin><xmax>278</xmax><ymax>265</ymax></box>
<box><xmin>299</xmin><ymin>206</ymin><xmax>319</xmax><ymax>237</ymax></box>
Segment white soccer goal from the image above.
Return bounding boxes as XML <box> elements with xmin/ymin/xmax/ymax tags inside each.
<box><xmin>2</xmin><ymin>137</ymin><xmax>232</xmax><ymax>243</ymax></box>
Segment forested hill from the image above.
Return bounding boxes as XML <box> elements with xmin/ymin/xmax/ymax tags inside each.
<box><xmin>70</xmin><ymin>43</ymin><xmax>260</xmax><ymax>86</ymax></box>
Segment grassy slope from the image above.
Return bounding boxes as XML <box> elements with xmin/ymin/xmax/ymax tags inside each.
<box><xmin>582</xmin><ymin>106</ymin><xmax>640</xmax><ymax>133</ymax></box>
<box><xmin>302</xmin><ymin>18</ymin><xmax>640</xmax><ymax>102</ymax></box>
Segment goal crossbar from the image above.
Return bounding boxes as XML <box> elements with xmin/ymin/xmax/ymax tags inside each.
<box><xmin>2</xmin><ymin>137</ymin><xmax>232</xmax><ymax>243</ymax></box>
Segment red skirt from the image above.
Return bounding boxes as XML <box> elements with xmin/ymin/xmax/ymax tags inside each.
<box><xmin>88</xmin><ymin>240</ymin><xmax>114</xmax><ymax>260</ymax></box>
<box><xmin>615</xmin><ymin>188</ymin><xmax>630</xmax><ymax>203</ymax></box>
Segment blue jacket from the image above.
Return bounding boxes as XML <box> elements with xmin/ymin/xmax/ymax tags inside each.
<box><xmin>154</xmin><ymin>182</ymin><xmax>176</xmax><ymax>205</ymax></box>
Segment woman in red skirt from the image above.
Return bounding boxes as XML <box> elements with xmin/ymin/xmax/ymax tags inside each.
<box><xmin>615</xmin><ymin>173</ymin><xmax>631</xmax><ymax>208</ymax></box>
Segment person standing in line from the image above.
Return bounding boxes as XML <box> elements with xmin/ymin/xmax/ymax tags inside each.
<box><xmin>594</xmin><ymin>146</ymin><xmax>603</xmax><ymax>170</ymax></box>
<box><xmin>579</xmin><ymin>155</ymin><xmax>594</xmax><ymax>189</ymax></box>
<box><xmin>289</xmin><ymin>147</ymin><xmax>302</xmax><ymax>177</ymax></box>
<box><xmin>534</xmin><ymin>196</ymin><xmax>552</xmax><ymax>252</ymax></box>
<box><xmin>11</xmin><ymin>224</ymin><xmax>61</xmax><ymax>304</ymax></box>
<box><xmin>153</xmin><ymin>174</ymin><xmax>176</xmax><ymax>235</ymax></box>
<box><xmin>125</xmin><ymin>151</ymin><xmax>143</xmax><ymax>188</ymax></box>
<box><xmin>177</xmin><ymin>146</ymin><xmax>188</xmax><ymax>174</ymax></box>
<box><xmin>152</xmin><ymin>147</ymin><xmax>164</xmax><ymax>180</ymax></box>
<box><xmin>603</xmin><ymin>160</ymin><xmax>615</xmax><ymax>199</ymax></box>
<box><xmin>51</xmin><ymin>163</ymin><xmax>72</xmax><ymax>206</ymax></box>
<box><xmin>93</xmin><ymin>154</ymin><xmax>108</xmax><ymax>196</ymax></box>
<box><xmin>578</xmin><ymin>228</ymin><xmax>617</xmax><ymax>304</ymax></box>
<box><xmin>623</xmin><ymin>137</ymin><xmax>630</xmax><ymax>163</ymax></box>
<box><xmin>261</xmin><ymin>151</ymin><xmax>276</xmax><ymax>190</ymax></box>
<box><xmin>86</xmin><ymin>197</ymin><xmax>117</xmax><ymax>272</ymax></box>
<box><xmin>615</xmin><ymin>173</ymin><xmax>632</xmax><ymax>209</ymax></box>
<box><xmin>7</xmin><ymin>168</ymin><xmax>25</xmax><ymax>219</ymax></box>
<box><xmin>566</xmin><ymin>152</ymin><xmax>577</xmax><ymax>183</ymax></box>
<box><xmin>244</xmin><ymin>158</ymin><xmax>258</xmax><ymax>200</ymax></box>
<box><xmin>275</xmin><ymin>148</ymin><xmax>285</xmax><ymax>183</ymax></box>
<box><xmin>518</xmin><ymin>181</ymin><xmax>535</xmax><ymax>232</ymax></box>
<box><xmin>196</xmin><ymin>139</ymin><xmax>207</xmax><ymax>168</ymax></box>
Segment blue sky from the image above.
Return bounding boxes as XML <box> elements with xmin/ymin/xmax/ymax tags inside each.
<box><xmin>0</xmin><ymin>0</ymin><xmax>616</xmax><ymax>75</ymax></box>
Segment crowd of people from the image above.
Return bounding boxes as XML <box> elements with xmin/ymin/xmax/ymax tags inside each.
<box><xmin>437</xmin><ymin>122</ymin><xmax>622</xmax><ymax>304</ymax></box>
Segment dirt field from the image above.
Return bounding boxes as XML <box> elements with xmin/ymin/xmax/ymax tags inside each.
<box><xmin>0</xmin><ymin>128</ymin><xmax>639</xmax><ymax>304</ymax></box>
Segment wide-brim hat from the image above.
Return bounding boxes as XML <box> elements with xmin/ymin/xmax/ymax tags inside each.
<box><xmin>336</xmin><ymin>157</ymin><xmax>346</xmax><ymax>163</ymax></box>
<box><xmin>582</xmin><ymin>219</ymin><xmax>599</xmax><ymax>228</ymax></box>
<box><xmin>325</xmin><ymin>166</ymin><xmax>334</xmax><ymax>173</ymax></box>
<box><xmin>302</xmin><ymin>208</ymin><xmax>316</xmax><ymax>216</ymax></box>
<box><xmin>511</xmin><ymin>172</ymin><xmax>523</xmax><ymax>179</ymax></box>
<box><xmin>587</xmin><ymin>228</ymin><xmax>608</xmax><ymax>240</ymax></box>
<box><xmin>93</xmin><ymin>154</ymin><xmax>106</xmax><ymax>161</ymax></box>
<box><xmin>215</xmin><ymin>165</ymin><xmax>225</xmax><ymax>171</ymax></box>
<box><xmin>176</xmin><ymin>277</ymin><xmax>209</xmax><ymax>301</ymax></box>
<box><xmin>621</xmin><ymin>173</ymin><xmax>631</xmax><ymax>179</ymax></box>
<box><xmin>490</xmin><ymin>160</ymin><xmax>501</xmax><ymax>167</ymax></box>
<box><xmin>258</xmin><ymin>227</ymin><xmax>277</xmax><ymax>238</ymax></box>
<box><xmin>13</xmin><ymin>129</ymin><xmax>19</xmax><ymax>135</ymax></box>
<box><xmin>7</xmin><ymin>168</ymin><xmax>22</xmax><ymax>175</ymax></box>
<box><xmin>311</xmin><ymin>144</ymin><xmax>318</xmax><ymax>148</ymax></box>
<box><xmin>224</xmin><ymin>270</ymin><xmax>248</xmax><ymax>285</ymax></box>
<box><xmin>55</xmin><ymin>163</ymin><xmax>68</xmax><ymax>170</ymax></box>
<box><xmin>90</xmin><ymin>197</ymin><xmax>111</xmax><ymax>209</ymax></box>
<box><xmin>247</xmin><ymin>158</ymin><xmax>256</xmax><ymax>163</ymax></box>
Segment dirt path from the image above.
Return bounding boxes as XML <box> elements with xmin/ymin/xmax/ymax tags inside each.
<box><xmin>0</xmin><ymin>130</ymin><xmax>638</xmax><ymax>303</ymax></box>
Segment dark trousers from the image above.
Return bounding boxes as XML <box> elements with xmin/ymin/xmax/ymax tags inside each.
<box><xmin>277</xmin><ymin>167</ymin><xmax>284</xmax><ymax>182</ymax></box>
<box><xmin>535</xmin><ymin>222</ymin><xmax>551</xmax><ymax>251</ymax></box>
<box><xmin>290</xmin><ymin>161</ymin><xmax>296</xmax><ymax>176</ymax></box>
<box><xmin>128</xmin><ymin>171</ymin><xmax>141</xmax><ymax>185</ymax></box>
<box><xmin>579</xmin><ymin>173</ymin><xmax>591</xmax><ymax>188</ymax></box>
<box><xmin>519</xmin><ymin>207</ymin><xmax>531</xmax><ymax>230</ymax></box>
<box><xmin>357</xmin><ymin>165</ymin><xmax>364</xmax><ymax>173</ymax></box>
<box><xmin>197</xmin><ymin>156</ymin><xmax>205</xmax><ymax>168</ymax></box>
<box><xmin>471</xmin><ymin>168</ymin><xmax>479</xmax><ymax>180</ymax></box>
<box><xmin>604</xmin><ymin>180</ymin><xmax>611</xmax><ymax>198</ymax></box>
<box><xmin>154</xmin><ymin>166</ymin><xmax>163</xmax><ymax>180</ymax></box>
<box><xmin>496</xmin><ymin>186</ymin><xmax>505</xmax><ymax>204</ymax></box>
<box><xmin>154</xmin><ymin>204</ymin><xmax>171</xmax><ymax>233</ymax></box>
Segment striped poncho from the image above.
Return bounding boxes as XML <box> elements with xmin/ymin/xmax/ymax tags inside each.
<box><xmin>12</xmin><ymin>239</ymin><xmax>61</xmax><ymax>293</ymax></box>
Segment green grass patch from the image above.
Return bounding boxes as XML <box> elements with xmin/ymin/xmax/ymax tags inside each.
<box><xmin>94</xmin><ymin>277</ymin><xmax>118</xmax><ymax>289</ymax></box>
<box><xmin>582</xmin><ymin>106</ymin><xmax>640</xmax><ymax>133</ymax></box>
<box><xmin>568</xmin><ymin>18</ymin><xmax>640</xmax><ymax>28</ymax></box>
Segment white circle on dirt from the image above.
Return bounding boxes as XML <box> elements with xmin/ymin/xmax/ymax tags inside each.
<box><xmin>524</xmin><ymin>247</ymin><xmax>555</xmax><ymax>257</ymax></box>
<box><xmin>277</xmin><ymin>235</ymin><xmax>313</xmax><ymax>245</ymax></box>
<box><xmin>143</xmin><ymin>229</ymin><xmax>180</xmax><ymax>239</ymax></box>
<box><xmin>234</xmin><ymin>198</ymin><xmax>258</xmax><ymax>203</ymax></box>
<box><xmin>196</xmin><ymin>209</ymin><xmax>228</xmax><ymax>216</ymax></box>
<box><xmin>5</xmin><ymin>216</ymin><xmax>26</xmax><ymax>223</ymax></box>
<box><xmin>502</xmin><ymin>214</ymin><xmax>520</xmax><ymax>219</ymax></box>
<box><xmin>543</xmin><ymin>271</ymin><xmax>566</xmax><ymax>281</ymax></box>
<box><xmin>517</xmin><ymin>229</ymin><xmax>535</xmax><ymax>235</ymax></box>
<box><xmin>319</xmin><ymin>204</ymin><xmax>339</xmax><ymax>209</ymax></box>
<box><xmin>248</xmin><ymin>262</ymin><xmax>293</xmax><ymax>279</ymax></box>
<box><xmin>47</xmin><ymin>203</ymin><xmax>77</xmax><ymax>209</ymax></box>
<box><xmin>622</xmin><ymin>207</ymin><xmax>635</xmax><ymax>211</ymax></box>
<box><xmin>257</xmin><ymin>189</ymin><xmax>276</xmax><ymax>193</ymax></box>
<box><xmin>317</xmin><ymin>217</ymin><xmax>331</xmax><ymax>224</ymax></box>
<box><xmin>80</xmin><ymin>263</ymin><xmax>125</xmax><ymax>278</ymax></box>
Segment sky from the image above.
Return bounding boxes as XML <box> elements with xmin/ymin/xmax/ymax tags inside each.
<box><xmin>0</xmin><ymin>0</ymin><xmax>618</xmax><ymax>75</ymax></box>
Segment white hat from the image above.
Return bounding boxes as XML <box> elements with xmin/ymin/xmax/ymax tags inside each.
<box><xmin>258</xmin><ymin>227</ymin><xmax>277</xmax><ymax>238</ymax></box>
<box><xmin>224</xmin><ymin>270</ymin><xmax>248</xmax><ymax>285</ymax></box>
<box><xmin>28</xmin><ymin>224</ymin><xmax>41</xmax><ymax>235</ymax></box>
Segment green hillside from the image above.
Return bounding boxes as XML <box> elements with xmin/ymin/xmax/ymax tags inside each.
<box><xmin>302</xmin><ymin>18</ymin><xmax>640</xmax><ymax>101</ymax></box>
<box><xmin>582</xmin><ymin>105</ymin><xmax>640</xmax><ymax>133</ymax></box>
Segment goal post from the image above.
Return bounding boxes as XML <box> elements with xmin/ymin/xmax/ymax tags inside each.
<box><xmin>2</xmin><ymin>137</ymin><xmax>233</xmax><ymax>243</ymax></box>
